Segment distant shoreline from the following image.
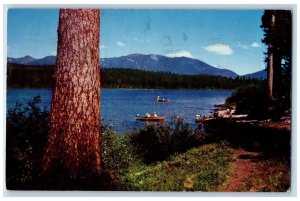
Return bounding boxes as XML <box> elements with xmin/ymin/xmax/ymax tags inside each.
<box><xmin>7</xmin><ymin>64</ymin><xmax>263</xmax><ymax>90</ymax></box>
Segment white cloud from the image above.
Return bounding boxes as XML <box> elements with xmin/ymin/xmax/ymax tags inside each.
<box><xmin>166</xmin><ymin>50</ymin><xmax>193</xmax><ymax>58</ymax></box>
<box><xmin>116</xmin><ymin>41</ymin><xmax>125</xmax><ymax>47</ymax></box>
<box><xmin>251</xmin><ymin>42</ymin><xmax>261</xmax><ymax>48</ymax></box>
<box><xmin>100</xmin><ymin>45</ymin><xmax>107</xmax><ymax>49</ymax></box>
<box><xmin>50</xmin><ymin>51</ymin><xmax>57</xmax><ymax>56</ymax></box>
<box><xmin>204</xmin><ymin>44</ymin><xmax>233</xmax><ymax>55</ymax></box>
<box><xmin>237</xmin><ymin>42</ymin><xmax>249</xmax><ymax>50</ymax></box>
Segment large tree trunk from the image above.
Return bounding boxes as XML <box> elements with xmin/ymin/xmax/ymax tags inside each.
<box><xmin>42</xmin><ymin>9</ymin><xmax>101</xmax><ymax>178</ymax></box>
<box><xmin>267</xmin><ymin>12</ymin><xmax>275</xmax><ymax>100</ymax></box>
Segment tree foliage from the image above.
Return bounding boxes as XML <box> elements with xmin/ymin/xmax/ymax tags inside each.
<box><xmin>6</xmin><ymin>96</ymin><xmax>49</xmax><ymax>189</ymax></box>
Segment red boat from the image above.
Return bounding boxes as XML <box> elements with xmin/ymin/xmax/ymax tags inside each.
<box><xmin>136</xmin><ymin>116</ymin><xmax>165</xmax><ymax>122</ymax></box>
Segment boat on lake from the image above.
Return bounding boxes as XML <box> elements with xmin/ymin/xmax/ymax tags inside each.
<box><xmin>156</xmin><ymin>96</ymin><xmax>171</xmax><ymax>102</ymax></box>
<box><xmin>136</xmin><ymin>112</ymin><xmax>165</xmax><ymax>122</ymax></box>
<box><xmin>195</xmin><ymin>114</ymin><xmax>214</xmax><ymax>123</ymax></box>
<box><xmin>136</xmin><ymin>116</ymin><xmax>166</xmax><ymax>122</ymax></box>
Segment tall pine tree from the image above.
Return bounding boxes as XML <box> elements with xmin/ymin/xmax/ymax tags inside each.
<box><xmin>42</xmin><ymin>9</ymin><xmax>101</xmax><ymax>178</ymax></box>
<box><xmin>261</xmin><ymin>10</ymin><xmax>292</xmax><ymax>106</ymax></box>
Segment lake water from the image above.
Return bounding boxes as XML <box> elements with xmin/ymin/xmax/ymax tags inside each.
<box><xmin>6</xmin><ymin>89</ymin><xmax>233</xmax><ymax>133</ymax></box>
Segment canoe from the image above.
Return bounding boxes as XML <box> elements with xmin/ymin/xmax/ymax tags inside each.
<box><xmin>136</xmin><ymin>117</ymin><xmax>166</xmax><ymax>122</ymax></box>
<box><xmin>157</xmin><ymin>99</ymin><xmax>170</xmax><ymax>102</ymax></box>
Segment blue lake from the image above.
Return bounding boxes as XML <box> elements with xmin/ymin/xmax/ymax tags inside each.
<box><xmin>6</xmin><ymin>89</ymin><xmax>233</xmax><ymax>133</ymax></box>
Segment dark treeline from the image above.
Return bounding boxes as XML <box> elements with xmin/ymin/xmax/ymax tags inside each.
<box><xmin>7</xmin><ymin>63</ymin><xmax>55</xmax><ymax>88</ymax></box>
<box><xmin>7</xmin><ymin>63</ymin><xmax>263</xmax><ymax>89</ymax></box>
<box><xmin>101</xmin><ymin>68</ymin><xmax>263</xmax><ymax>89</ymax></box>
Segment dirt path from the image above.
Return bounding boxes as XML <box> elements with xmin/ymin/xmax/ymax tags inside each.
<box><xmin>220</xmin><ymin>148</ymin><xmax>264</xmax><ymax>192</ymax></box>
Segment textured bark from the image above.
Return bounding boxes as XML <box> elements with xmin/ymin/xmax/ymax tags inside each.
<box><xmin>42</xmin><ymin>9</ymin><xmax>101</xmax><ymax>178</ymax></box>
<box><xmin>267</xmin><ymin>13</ymin><xmax>275</xmax><ymax>100</ymax></box>
<box><xmin>267</xmin><ymin>51</ymin><xmax>274</xmax><ymax>100</ymax></box>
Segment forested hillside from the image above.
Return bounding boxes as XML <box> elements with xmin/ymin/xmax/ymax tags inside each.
<box><xmin>7</xmin><ymin>63</ymin><xmax>262</xmax><ymax>89</ymax></box>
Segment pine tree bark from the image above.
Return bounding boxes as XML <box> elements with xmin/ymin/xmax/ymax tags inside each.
<box><xmin>267</xmin><ymin>50</ymin><xmax>274</xmax><ymax>100</ymax></box>
<box><xmin>42</xmin><ymin>9</ymin><xmax>101</xmax><ymax>178</ymax></box>
<box><xmin>267</xmin><ymin>12</ymin><xmax>275</xmax><ymax>100</ymax></box>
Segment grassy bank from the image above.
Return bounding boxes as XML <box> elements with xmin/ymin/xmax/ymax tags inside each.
<box><xmin>123</xmin><ymin>142</ymin><xmax>233</xmax><ymax>191</ymax></box>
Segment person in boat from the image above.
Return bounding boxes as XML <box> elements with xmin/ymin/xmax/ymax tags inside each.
<box><xmin>195</xmin><ymin>114</ymin><xmax>201</xmax><ymax>122</ymax></box>
<box><xmin>145</xmin><ymin>112</ymin><xmax>151</xmax><ymax>118</ymax></box>
<box><xmin>153</xmin><ymin>112</ymin><xmax>158</xmax><ymax>117</ymax></box>
<box><xmin>157</xmin><ymin>96</ymin><xmax>169</xmax><ymax>102</ymax></box>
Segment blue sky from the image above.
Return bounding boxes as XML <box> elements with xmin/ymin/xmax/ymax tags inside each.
<box><xmin>7</xmin><ymin>9</ymin><xmax>266</xmax><ymax>75</ymax></box>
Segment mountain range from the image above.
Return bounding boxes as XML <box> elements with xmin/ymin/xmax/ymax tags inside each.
<box><xmin>101</xmin><ymin>54</ymin><xmax>241</xmax><ymax>77</ymax></box>
<box><xmin>7</xmin><ymin>54</ymin><xmax>266</xmax><ymax>79</ymax></box>
<box><xmin>242</xmin><ymin>69</ymin><xmax>267</xmax><ymax>79</ymax></box>
<box><xmin>7</xmin><ymin>55</ymin><xmax>56</xmax><ymax>66</ymax></box>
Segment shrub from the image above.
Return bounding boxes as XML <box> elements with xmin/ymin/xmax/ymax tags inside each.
<box><xmin>226</xmin><ymin>85</ymin><xmax>266</xmax><ymax>116</ymax></box>
<box><xmin>6</xmin><ymin>96</ymin><xmax>138</xmax><ymax>189</ymax></box>
<box><xmin>6</xmin><ymin>95</ymin><xmax>50</xmax><ymax>188</ymax></box>
<box><xmin>100</xmin><ymin>126</ymin><xmax>140</xmax><ymax>182</ymax></box>
<box><xmin>226</xmin><ymin>85</ymin><xmax>285</xmax><ymax>119</ymax></box>
<box><xmin>129</xmin><ymin>118</ymin><xmax>207</xmax><ymax>164</ymax></box>
<box><xmin>129</xmin><ymin>124</ymin><xmax>172</xmax><ymax>164</ymax></box>
<box><xmin>170</xmin><ymin>118</ymin><xmax>201</xmax><ymax>153</ymax></box>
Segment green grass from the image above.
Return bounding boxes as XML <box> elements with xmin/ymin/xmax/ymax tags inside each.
<box><xmin>123</xmin><ymin>142</ymin><xmax>234</xmax><ymax>191</ymax></box>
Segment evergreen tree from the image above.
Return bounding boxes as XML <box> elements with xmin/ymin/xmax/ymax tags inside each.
<box><xmin>261</xmin><ymin>10</ymin><xmax>292</xmax><ymax>106</ymax></box>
